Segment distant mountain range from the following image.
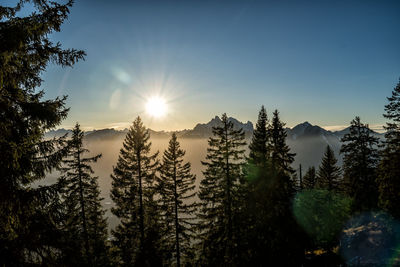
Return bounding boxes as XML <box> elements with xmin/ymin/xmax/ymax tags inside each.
<box><xmin>45</xmin><ymin>117</ymin><xmax>383</xmax><ymax>170</ymax></box>
<box><xmin>44</xmin><ymin>115</ymin><xmax>255</xmax><ymax>140</ymax></box>
<box><xmin>285</xmin><ymin>121</ymin><xmax>383</xmax><ymax>169</ymax></box>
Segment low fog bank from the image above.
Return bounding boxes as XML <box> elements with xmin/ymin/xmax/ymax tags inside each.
<box><xmin>39</xmin><ymin>134</ymin><xmax>343</xmax><ymax>231</ymax></box>
<box><xmin>88</xmin><ymin>137</ymin><xmax>210</xmax><ymax>230</ymax></box>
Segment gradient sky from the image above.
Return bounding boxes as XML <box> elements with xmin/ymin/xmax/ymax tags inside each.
<box><xmin>14</xmin><ymin>0</ymin><xmax>400</xmax><ymax>131</ymax></box>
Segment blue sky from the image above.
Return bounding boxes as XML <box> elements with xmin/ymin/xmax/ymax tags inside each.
<box><xmin>12</xmin><ymin>0</ymin><xmax>400</xmax><ymax>131</ymax></box>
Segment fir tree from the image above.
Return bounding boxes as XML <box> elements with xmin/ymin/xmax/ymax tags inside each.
<box><xmin>340</xmin><ymin>117</ymin><xmax>379</xmax><ymax>212</ymax></box>
<box><xmin>317</xmin><ymin>145</ymin><xmax>342</xmax><ymax>191</ymax></box>
<box><xmin>378</xmin><ymin>79</ymin><xmax>400</xmax><ymax>219</ymax></box>
<box><xmin>269</xmin><ymin>110</ymin><xmax>295</xmax><ymax>174</ymax></box>
<box><xmin>59</xmin><ymin>123</ymin><xmax>108</xmax><ymax>266</ymax></box>
<box><xmin>158</xmin><ymin>133</ymin><xmax>197</xmax><ymax>267</ymax></box>
<box><xmin>0</xmin><ymin>1</ymin><xmax>85</xmax><ymax>264</ymax></box>
<box><xmin>197</xmin><ymin>113</ymin><xmax>246</xmax><ymax>266</ymax></box>
<box><xmin>303</xmin><ymin>166</ymin><xmax>317</xmax><ymax>189</ymax></box>
<box><xmin>110</xmin><ymin>117</ymin><xmax>162</xmax><ymax>266</ymax></box>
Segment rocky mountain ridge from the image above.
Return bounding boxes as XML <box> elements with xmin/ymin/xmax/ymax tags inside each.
<box><xmin>46</xmin><ymin>117</ymin><xmax>382</xmax><ymax>143</ymax></box>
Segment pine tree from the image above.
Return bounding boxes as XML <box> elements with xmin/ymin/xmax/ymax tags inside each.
<box><xmin>317</xmin><ymin>145</ymin><xmax>342</xmax><ymax>191</ymax></box>
<box><xmin>269</xmin><ymin>110</ymin><xmax>295</xmax><ymax>174</ymax></box>
<box><xmin>340</xmin><ymin>117</ymin><xmax>379</xmax><ymax>212</ymax></box>
<box><xmin>59</xmin><ymin>123</ymin><xmax>108</xmax><ymax>266</ymax></box>
<box><xmin>0</xmin><ymin>1</ymin><xmax>85</xmax><ymax>264</ymax></box>
<box><xmin>378</xmin><ymin>79</ymin><xmax>400</xmax><ymax>219</ymax></box>
<box><xmin>197</xmin><ymin>113</ymin><xmax>246</xmax><ymax>266</ymax></box>
<box><xmin>158</xmin><ymin>133</ymin><xmax>197</xmax><ymax>267</ymax></box>
<box><xmin>303</xmin><ymin>166</ymin><xmax>317</xmax><ymax>189</ymax></box>
<box><xmin>110</xmin><ymin>117</ymin><xmax>162</xmax><ymax>266</ymax></box>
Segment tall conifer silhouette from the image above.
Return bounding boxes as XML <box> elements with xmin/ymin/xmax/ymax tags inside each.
<box><xmin>197</xmin><ymin>113</ymin><xmax>246</xmax><ymax>266</ymax></box>
<box><xmin>378</xmin><ymin>79</ymin><xmax>400</xmax><ymax>218</ymax></box>
<box><xmin>110</xmin><ymin>117</ymin><xmax>162</xmax><ymax>266</ymax></box>
<box><xmin>269</xmin><ymin>110</ymin><xmax>295</xmax><ymax>174</ymax></box>
<box><xmin>59</xmin><ymin>123</ymin><xmax>108</xmax><ymax>266</ymax></box>
<box><xmin>245</xmin><ymin>106</ymin><xmax>272</xmax><ymax>264</ymax></box>
<box><xmin>158</xmin><ymin>133</ymin><xmax>197</xmax><ymax>266</ymax></box>
<box><xmin>340</xmin><ymin>117</ymin><xmax>379</xmax><ymax>211</ymax></box>
<box><xmin>317</xmin><ymin>145</ymin><xmax>341</xmax><ymax>191</ymax></box>
<box><xmin>261</xmin><ymin>109</ymin><xmax>304</xmax><ymax>264</ymax></box>
<box><xmin>249</xmin><ymin>105</ymin><xmax>269</xmax><ymax>167</ymax></box>
<box><xmin>0</xmin><ymin>1</ymin><xmax>85</xmax><ymax>264</ymax></box>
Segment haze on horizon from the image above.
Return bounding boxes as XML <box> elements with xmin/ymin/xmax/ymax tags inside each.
<box><xmin>7</xmin><ymin>0</ymin><xmax>399</xmax><ymax>131</ymax></box>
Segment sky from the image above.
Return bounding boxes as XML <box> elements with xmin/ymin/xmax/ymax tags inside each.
<box><xmin>9</xmin><ymin>0</ymin><xmax>400</xmax><ymax>131</ymax></box>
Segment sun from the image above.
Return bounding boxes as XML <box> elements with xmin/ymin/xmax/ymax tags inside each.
<box><xmin>145</xmin><ymin>96</ymin><xmax>167</xmax><ymax>118</ymax></box>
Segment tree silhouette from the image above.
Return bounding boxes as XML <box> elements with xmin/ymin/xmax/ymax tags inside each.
<box><xmin>378</xmin><ymin>79</ymin><xmax>400</xmax><ymax>219</ymax></box>
<box><xmin>197</xmin><ymin>113</ymin><xmax>246</xmax><ymax>266</ymax></box>
<box><xmin>0</xmin><ymin>1</ymin><xmax>85</xmax><ymax>264</ymax></box>
<box><xmin>59</xmin><ymin>123</ymin><xmax>108</xmax><ymax>266</ymax></box>
<box><xmin>269</xmin><ymin>110</ymin><xmax>296</xmax><ymax>174</ymax></box>
<box><xmin>158</xmin><ymin>133</ymin><xmax>197</xmax><ymax>266</ymax></box>
<box><xmin>249</xmin><ymin>105</ymin><xmax>269</xmax><ymax>167</ymax></box>
<box><xmin>340</xmin><ymin>117</ymin><xmax>379</xmax><ymax>212</ymax></box>
<box><xmin>110</xmin><ymin>117</ymin><xmax>162</xmax><ymax>266</ymax></box>
<box><xmin>317</xmin><ymin>146</ymin><xmax>342</xmax><ymax>191</ymax></box>
<box><xmin>303</xmin><ymin>166</ymin><xmax>317</xmax><ymax>189</ymax></box>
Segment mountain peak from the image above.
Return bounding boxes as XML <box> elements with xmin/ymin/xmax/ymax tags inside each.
<box><xmin>209</xmin><ymin>116</ymin><xmax>221</xmax><ymax>124</ymax></box>
<box><xmin>300</xmin><ymin>121</ymin><xmax>312</xmax><ymax>127</ymax></box>
<box><xmin>185</xmin><ymin>115</ymin><xmax>253</xmax><ymax>138</ymax></box>
<box><xmin>292</xmin><ymin>121</ymin><xmax>312</xmax><ymax>131</ymax></box>
<box><xmin>290</xmin><ymin>121</ymin><xmax>329</xmax><ymax>139</ymax></box>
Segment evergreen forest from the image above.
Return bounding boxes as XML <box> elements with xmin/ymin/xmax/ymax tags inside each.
<box><xmin>1</xmin><ymin>1</ymin><xmax>400</xmax><ymax>266</ymax></box>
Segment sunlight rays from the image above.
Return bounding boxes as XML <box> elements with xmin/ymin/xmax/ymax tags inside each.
<box><xmin>145</xmin><ymin>96</ymin><xmax>167</xmax><ymax>118</ymax></box>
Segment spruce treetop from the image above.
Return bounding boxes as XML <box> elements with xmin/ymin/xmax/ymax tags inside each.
<box><xmin>317</xmin><ymin>145</ymin><xmax>341</xmax><ymax>191</ymax></box>
<box><xmin>303</xmin><ymin>166</ymin><xmax>317</xmax><ymax>189</ymax></box>
<box><xmin>269</xmin><ymin>109</ymin><xmax>295</xmax><ymax>173</ymax></box>
<box><xmin>378</xmin><ymin>79</ymin><xmax>400</xmax><ymax>219</ymax></box>
<box><xmin>340</xmin><ymin>116</ymin><xmax>379</xmax><ymax>211</ymax></box>
<box><xmin>340</xmin><ymin>116</ymin><xmax>379</xmax><ymax>171</ymax></box>
<box><xmin>249</xmin><ymin>105</ymin><xmax>269</xmax><ymax>167</ymax></box>
<box><xmin>383</xmin><ymin>79</ymin><xmax>400</xmax><ymax>150</ymax></box>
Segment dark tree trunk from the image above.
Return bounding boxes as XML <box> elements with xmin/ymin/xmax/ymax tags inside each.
<box><xmin>137</xmin><ymin>152</ymin><xmax>145</xmax><ymax>247</ymax></box>
<box><xmin>173</xmin><ymin>152</ymin><xmax>181</xmax><ymax>267</ymax></box>
<box><xmin>77</xmin><ymin>150</ymin><xmax>90</xmax><ymax>264</ymax></box>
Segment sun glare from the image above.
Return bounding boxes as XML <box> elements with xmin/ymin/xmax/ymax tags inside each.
<box><xmin>146</xmin><ymin>96</ymin><xmax>167</xmax><ymax>118</ymax></box>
